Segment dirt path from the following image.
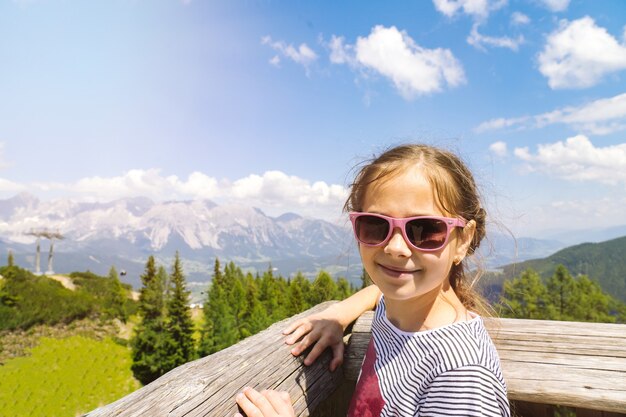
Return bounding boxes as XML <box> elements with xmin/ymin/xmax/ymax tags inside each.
<box><xmin>48</xmin><ymin>274</ymin><xmax>76</xmax><ymax>290</ymax></box>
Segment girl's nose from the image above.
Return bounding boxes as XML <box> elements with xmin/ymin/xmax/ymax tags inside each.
<box><xmin>383</xmin><ymin>228</ymin><xmax>412</xmax><ymax>257</ymax></box>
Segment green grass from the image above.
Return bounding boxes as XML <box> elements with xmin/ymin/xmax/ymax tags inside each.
<box><xmin>0</xmin><ymin>336</ymin><xmax>140</xmax><ymax>417</ymax></box>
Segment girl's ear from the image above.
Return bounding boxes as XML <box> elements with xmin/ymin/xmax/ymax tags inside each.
<box><xmin>454</xmin><ymin>219</ymin><xmax>476</xmax><ymax>263</ymax></box>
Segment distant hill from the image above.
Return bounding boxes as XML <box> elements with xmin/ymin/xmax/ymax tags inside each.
<box><xmin>482</xmin><ymin>235</ymin><xmax>626</xmax><ymax>303</ymax></box>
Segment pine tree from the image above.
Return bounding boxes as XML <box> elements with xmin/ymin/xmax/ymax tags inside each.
<box><xmin>240</xmin><ymin>273</ymin><xmax>269</xmax><ymax>337</ymax></box>
<box><xmin>499</xmin><ymin>269</ymin><xmax>552</xmax><ymax>319</ymax></box>
<box><xmin>309</xmin><ymin>270</ymin><xmax>338</xmax><ymax>306</ymax></box>
<box><xmin>546</xmin><ymin>265</ymin><xmax>577</xmax><ymax>321</ymax></box>
<box><xmin>224</xmin><ymin>261</ymin><xmax>246</xmax><ymax>322</ymax></box>
<box><xmin>163</xmin><ymin>252</ymin><xmax>196</xmax><ymax>368</ymax></box>
<box><xmin>213</xmin><ymin>258</ymin><xmax>224</xmax><ymax>287</ymax></box>
<box><xmin>272</xmin><ymin>276</ymin><xmax>289</xmax><ymax>321</ymax></box>
<box><xmin>231</xmin><ymin>277</ymin><xmax>247</xmax><ymax>337</ymax></box>
<box><xmin>107</xmin><ymin>265</ymin><xmax>128</xmax><ymax>322</ymax></box>
<box><xmin>287</xmin><ymin>275</ymin><xmax>306</xmax><ymax>316</ymax></box>
<box><xmin>223</xmin><ymin>261</ymin><xmax>240</xmax><ymax>293</ymax></box>
<box><xmin>158</xmin><ymin>265</ymin><xmax>170</xmax><ymax>313</ymax></box>
<box><xmin>335</xmin><ymin>277</ymin><xmax>352</xmax><ymax>300</ymax></box>
<box><xmin>7</xmin><ymin>251</ymin><xmax>14</xmax><ymax>267</ymax></box>
<box><xmin>259</xmin><ymin>266</ymin><xmax>280</xmax><ymax>319</ymax></box>
<box><xmin>293</xmin><ymin>272</ymin><xmax>311</xmax><ymax>310</ymax></box>
<box><xmin>198</xmin><ymin>258</ymin><xmax>238</xmax><ymax>356</ymax></box>
<box><xmin>131</xmin><ymin>256</ymin><xmax>169</xmax><ymax>385</ymax></box>
<box><xmin>570</xmin><ymin>275</ymin><xmax>615</xmax><ymax>323</ymax></box>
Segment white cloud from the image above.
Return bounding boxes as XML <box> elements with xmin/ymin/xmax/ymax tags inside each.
<box><xmin>513</xmin><ymin>136</ymin><xmax>626</xmax><ymax>185</ymax></box>
<box><xmin>329</xmin><ymin>26</ymin><xmax>466</xmax><ymax>99</ymax></box>
<box><xmin>476</xmin><ymin>116</ymin><xmax>531</xmax><ymax>132</ymax></box>
<box><xmin>475</xmin><ymin>92</ymin><xmax>626</xmax><ymax>135</ymax></box>
<box><xmin>432</xmin><ymin>2</ymin><xmax>521</xmax><ymax>52</ymax></box>
<box><xmin>534</xmin><ymin>93</ymin><xmax>626</xmax><ymax>134</ymax></box>
<box><xmin>269</xmin><ymin>55</ymin><xmax>281</xmax><ymax>67</ymax></box>
<box><xmin>176</xmin><ymin>172</ymin><xmax>220</xmax><ymax>199</ymax></box>
<box><xmin>467</xmin><ymin>23</ymin><xmax>524</xmax><ymax>51</ymax></box>
<box><xmin>328</xmin><ymin>35</ymin><xmax>356</xmax><ymax>66</ymax></box>
<box><xmin>432</xmin><ymin>0</ymin><xmax>507</xmax><ymax>20</ymax></box>
<box><xmin>0</xmin><ymin>178</ymin><xmax>25</xmax><ymax>193</ymax></box>
<box><xmin>537</xmin><ymin>0</ymin><xmax>570</xmax><ymax>12</ymax></box>
<box><xmin>538</xmin><ymin>17</ymin><xmax>626</xmax><ymax>89</ymax></box>
<box><xmin>261</xmin><ymin>36</ymin><xmax>318</xmax><ymax>74</ymax></box>
<box><xmin>489</xmin><ymin>141</ymin><xmax>508</xmax><ymax>157</ymax></box>
<box><xmin>3</xmin><ymin>169</ymin><xmax>347</xmax><ymax>220</ymax></box>
<box><xmin>232</xmin><ymin>171</ymin><xmax>347</xmax><ymax>208</ymax></box>
<box><xmin>69</xmin><ymin>169</ymin><xmax>198</xmax><ymax>201</ymax></box>
<box><xmin>511</xmin><ymin>12</ymin><xmax>530</xmax><ymax>26</ymax></box>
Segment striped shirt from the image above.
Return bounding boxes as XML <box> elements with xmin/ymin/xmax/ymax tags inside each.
<box><xmin>347</xmin><ymin>297</ymin><xmax>510</xmax><ymax>417</ymax></box>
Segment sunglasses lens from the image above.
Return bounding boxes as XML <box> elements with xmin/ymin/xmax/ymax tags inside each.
<box><xmin>354</xmin><ymin>215</ymin><xmax>390</xmax><ymax>245</ymax></box>
<box><xmin>406</xmin><ymin>218</ymin><xmax>448</xmax><ymax>249</ymax></box>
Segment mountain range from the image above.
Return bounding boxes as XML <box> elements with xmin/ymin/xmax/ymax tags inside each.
<box><xmin>0</xmin><ymin>193</ymin><xmax>357</xmax><ymax>287</ymax></box>
<box><xmin>0</xmin><ymin>193</ymin><xmax>621</xmax><ymax>289</ymax></box>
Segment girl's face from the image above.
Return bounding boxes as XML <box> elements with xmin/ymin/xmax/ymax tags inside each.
<box><xmin>358</xmin><ymin>165</ymin><xmax>473</xmax><ymax>303</ymax></box>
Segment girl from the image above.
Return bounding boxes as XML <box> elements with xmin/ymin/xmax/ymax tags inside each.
<box><xmin>236</xmin><ymin>144</ymin><xmax>510</xmax><ymax>417</ymax></box>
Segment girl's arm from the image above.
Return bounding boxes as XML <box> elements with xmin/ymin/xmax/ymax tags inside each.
<box><xmin>282</xmin><ymin>284</ymin><xmax>381</xmax><ymax>371</ymax></box>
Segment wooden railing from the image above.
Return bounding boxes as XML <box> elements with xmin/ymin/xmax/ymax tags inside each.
<box><xmin>84</xmin><ymin>302</ymin><xmax>626</xmax><ymax>417</ymax></box>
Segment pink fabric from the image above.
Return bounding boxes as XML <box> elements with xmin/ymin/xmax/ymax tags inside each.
<box><xmin>347</xmin><ymin>338</ymin><xmax>385</xmax><ymax>417</ymax></box>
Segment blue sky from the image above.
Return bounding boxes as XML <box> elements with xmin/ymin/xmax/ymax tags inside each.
<box><xmin>0</xmin><ymin>0</ymin><xmax>625</xmax><ymax>238</ymax></box>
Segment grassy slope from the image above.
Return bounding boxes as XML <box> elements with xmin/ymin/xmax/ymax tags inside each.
<box><xmin>0</xmin><ymin>336</ymin><xmax>140</xmax><ymax>417</ymax></box>
<box><xmin>0</xmin><ymin>310</ymin><xmax>204</xmax><ymax>417</ymax></box>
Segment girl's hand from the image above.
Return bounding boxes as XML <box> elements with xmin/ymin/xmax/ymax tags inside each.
<box><xmin>283</xmin><ymin>285</ymin><xmax>381</xmax><ymax>371</ymax></box>
<box><xmin>282</xmin><ymin>311</ymin><xmax>345</xmax><ymax>372</ymax></box>
<box><xmin>235</xmin><ymin>387</ymin><xmax>295</xmax><ymax>417</ymax></box>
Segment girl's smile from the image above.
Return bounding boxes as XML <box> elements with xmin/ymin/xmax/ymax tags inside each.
<box><xmin>376</xmin><ymin>263</ymin><xmax>421</xmax><ymax>279</ymax></box>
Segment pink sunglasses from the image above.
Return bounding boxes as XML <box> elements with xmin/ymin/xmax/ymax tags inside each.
<box><xmin>349</xmin><ymin>212</ymin><xmax>467</xmax><ymax>252</ymax></box>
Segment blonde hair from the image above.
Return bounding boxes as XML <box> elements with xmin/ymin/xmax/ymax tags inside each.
<box><xmin>344</xmin><ymin>144</ymin><xmax>489</xmax><ymax>314</ymax></box>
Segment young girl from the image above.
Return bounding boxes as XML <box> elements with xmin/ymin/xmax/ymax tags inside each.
<box><xmin>236</xmin><ymin>144</ymin><xmax>510</xmax><ymax>417</ymax></box>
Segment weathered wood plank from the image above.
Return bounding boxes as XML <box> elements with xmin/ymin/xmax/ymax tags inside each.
<box><xmin>343</xmin><ymin>311</ymin><xmax>373</xmax><ymax>382</ymax></box>
<box><xmin>496</xmin><ymin>350</ymin><xmax>626</xmax><ymax>372</ymax></box>
<box><xmin>84</xmin><ymin>302</ymin><xmax>342</xmax><ymax>417</ymax></box>
<box><xmin>344</xmin><ymin>313</ymin><xmax>626</xmax><ymax>414</ymax></box>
